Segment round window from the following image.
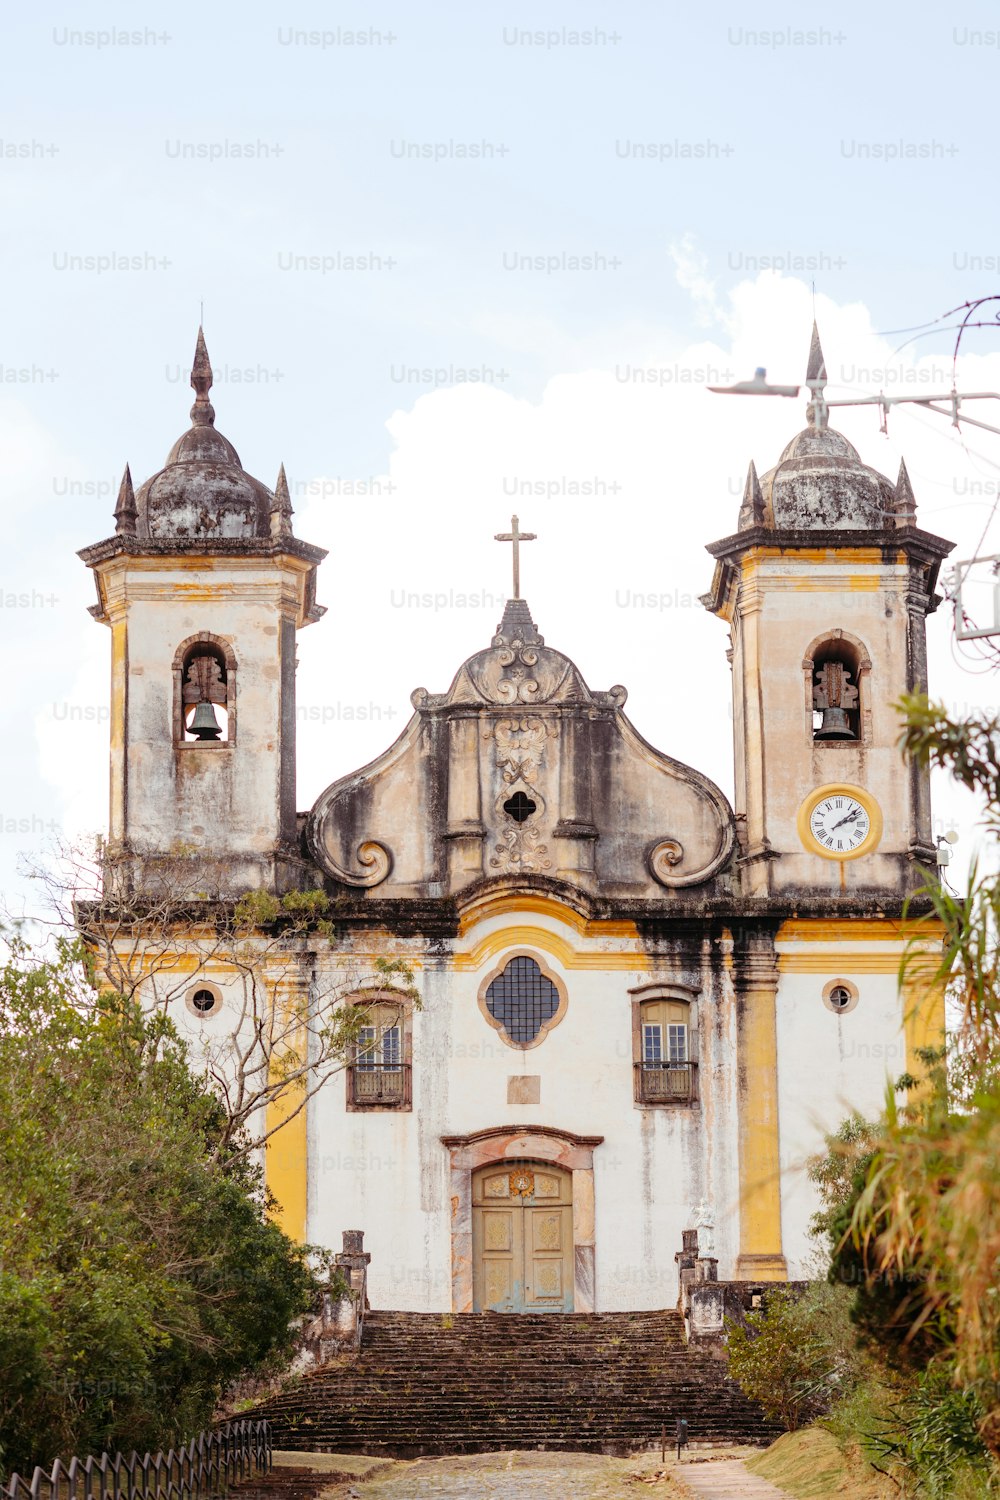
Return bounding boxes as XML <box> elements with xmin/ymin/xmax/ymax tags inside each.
<box><xmin>186</xmin><ymin>984</ymin><xmax>223</xmax><ymax>1018</ymax></box>
<box><xmin>823</xmin><ymin>979</ymin><xmax>859</xmax><ymax>1016</ymax></box>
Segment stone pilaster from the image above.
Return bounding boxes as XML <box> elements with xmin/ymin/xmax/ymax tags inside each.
<box><xmin>734</xmin><ymin>939</ymin><xmax>787</xmax><ymax>1280</ymax></box>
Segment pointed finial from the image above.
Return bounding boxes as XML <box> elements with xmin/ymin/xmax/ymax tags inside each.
<box><xmin>805</xmin><ymin>320</ymin><xmax>829</xmax><ymax>431</ymax></box>
<box><xmin>738</xmin><ymin>460</ymin><xmax>765</xmax><ymax>530</ymax></box>
<box><xmin>270</xmin><ymin>463</ymin><xmax>293</xmax><ymax>538</ymax></box>
<box><xmin>113</xmin><ymin>463</ymin><xmax>137</xmax><ymax>535</ymax></box>
<box><xmin>894</xmin><ymin>458</ymin><xmax>917</xmax><ymax>524</ymax></box>
<box><xmin>806</xmin><ymin>320</ymin><xmax>826</xmax><ymax>384</ymax></box>
<box><xmin>189</xmin><ymin>326</ymin><xmax>215</xmax><ymax>427</ymax></box>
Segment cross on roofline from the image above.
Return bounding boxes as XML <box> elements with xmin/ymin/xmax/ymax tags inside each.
<box><xmin>494</xmin><ymin>514</ymin><xmax>536</xmax><ymax>599</ymax></box>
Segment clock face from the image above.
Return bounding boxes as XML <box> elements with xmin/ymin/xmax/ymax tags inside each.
<box><xmin>798</xmin><ymin>784</ymin><xmax>882</xmax><ymax>861</ymax></box>
<box><xmin>809</xmin><ymin>794</ymin><xmax>870</xmax><ymax>855</ymax></box>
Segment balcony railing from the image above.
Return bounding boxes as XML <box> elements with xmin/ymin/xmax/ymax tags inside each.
<box><xmin>347</xmin><ymin>1063</ymin><xmax>411</xmax><ymax>1108</ymax></box>
<box><xmin>635</xmin><ymin>1061</ymin><xmax>696</xmax><ymax>1104</ymax></box>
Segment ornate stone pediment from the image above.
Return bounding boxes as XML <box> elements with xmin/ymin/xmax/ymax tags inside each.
<box><xmin>411</xmin><ymin>600</ymin><xmax>625</xmax><ymax>713</ymax></box>
<box><xmin>306</xmin><ymin>600</ymin><xmax>736</xmax><ymax>900</ymax></box>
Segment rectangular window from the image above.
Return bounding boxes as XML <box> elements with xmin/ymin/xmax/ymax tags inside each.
<box><xmin>356</xmin><ymin>1024</ymin><xmax>401</xmax><ymax>1070</ymax></box>
<box><xmin>356</xmin><ymin>1026</ymin><xmax>379</xmax><ymax>1070</ymax></box>
<box><xmin>381</xmin><ymin>1024</ymin><xmax>401</xmax><ymax>1068</ymax></box>
<box><xmin>348</xmin><ymin>1002</ymin><xmax>410</xmax><ymax>1111</ymax></box>
<box><xmin>642</xmin><ymin>1023</ymin><xmax>663</xmax><ymax>1065</ymax></box>
<box><xmin>667</xmin><ymin>1024</ymin><xmax>688</xmax><ymax>1064</ymax></box>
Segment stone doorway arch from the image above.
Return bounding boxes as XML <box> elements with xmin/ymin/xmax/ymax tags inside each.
<box><xmin>441</xmin><ymin>1125</ymin><xmax>603</xmax><ymax>1313</ymax></box>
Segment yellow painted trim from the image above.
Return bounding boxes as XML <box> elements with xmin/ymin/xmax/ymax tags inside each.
<box><xmin>264</xmin><ymin>986</ymin><xmax>309</xmax><ymax>1243</ymax></box>
<box><xmin>454</xmin><ymin>925</ymin><xmax>648</xmax><ymax>973</ymax></box>
<box><xmin>265</xmin><ymin>1082</ymin><xmax>308</xmax><ymax>1243</ymax></box>
<box><xmin>902</xmin><ymin>955</ymin><xmax>946</xmax><ymax>1079</ymax></box>
<box><xmin>457</xmin><ymin>890</ymin><xmax>640</xmax><ymax>942</ymax></box>
<box><xmin>740</xmin><ymin>546</ymin><xmax>906</xmax><ymax>569</ymax></box>
<box><xmin>777</xmin><ymin>919</ymin><xmax>945</xmax><ymax>975</ymax></box>
<box><xmin>796</xmin><ymin>783</ymin><xmax>883</xmax><ymax>862</ymax></box>
<box><xmin>730</xmin><ymin>940</ymin><xmax>786</xmax><ymax>1280</ymax></box>
<box><xmin>780</xmin><ymin>955</ymin><xmax>911</xmax><ymax>974</ymax></box>
<box><xmin>778</xmin><ymin>918</ymin><xmax>940</xmax><ymax>942</ymax></box>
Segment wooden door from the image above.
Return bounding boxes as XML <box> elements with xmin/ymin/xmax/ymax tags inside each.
<box><xmin>472</xmin><ymin>1162</ymin><xmax>573</xmax><ymax>1313</ymax></box>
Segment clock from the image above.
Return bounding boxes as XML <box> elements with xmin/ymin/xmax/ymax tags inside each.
<box><xmin>798</xmin><ymin>784</ymin><xmax>882</xmax><ymax>861</ymax></box>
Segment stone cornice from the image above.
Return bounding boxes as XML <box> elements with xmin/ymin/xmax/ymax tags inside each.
<box><xmin>705</xmin><ymin>524</ymin><xmax>954</xmax><ymax>566</ymax></box>
<box><xmin>77</xmin><ymin>884</ymin><xmax>941</xmax><ymax>940</ymax></box>
<box><xmin>78</xmin><ymin>534</ymin><xmax>328</xmax><ymax>567</ymax></box>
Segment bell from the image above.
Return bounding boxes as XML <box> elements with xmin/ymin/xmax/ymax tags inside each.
<box><xmin>188</xmin><ymin>700</ymin><xmax>222</xmax><ymax>741</ymax></box>
<box><xmin>815</xmin><ymin>707</ymin><xmax>853</xmax><ymax>740</ymax></box>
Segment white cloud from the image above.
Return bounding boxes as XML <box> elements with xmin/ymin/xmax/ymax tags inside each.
<box><xmin>25</xmin><ymin>271</ymin><xmax>1000</xmax><ymax>907</ymax></box>
<box><xmin>669</xmin><ymin>233</ymin><xmax>729</xmax><ymax>330</ymax></box>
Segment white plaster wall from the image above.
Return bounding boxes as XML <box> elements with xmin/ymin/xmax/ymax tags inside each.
<box><xmin>306</xmin><ymin>924</ymin><xmax>743</xmax><ymax>1313</ymax></box>
<box><xmin>776</xmin><ymin>963</ymin><xmax>907</xmax><ymax>1279</ymax></box>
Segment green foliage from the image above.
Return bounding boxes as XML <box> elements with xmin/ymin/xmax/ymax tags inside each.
<box><xmin>232</xmin><ymin>888</ymin><xmax>333</xmax><ymax>931</ymax></box>
<box><xmin>233</xmin><ymin>889</ymin><xmax>282</xmax><ymax>926</ymax></box>
<box><xmin>898</xmin><ymin>693</ymin><xmax>1000</xmax><ymax>814</ymax></box>
<box><xmin>725</xmin><ymin>1283</ymin><xmax>866</xmax><ymax>1431</ymax></box>
<box><xmin>278</xmin><ymin>889</ymin><xmax>330</xmax><ymax>917</ymax></box>
<box><xmin>797</xmin><ymin>694</ymin><xmax>1000</xmax><ymax>1482</ymax></box>
<box><xmin>0</xmin><ymin>933</ymin><xmax>316</xmax><ymax>1479</ymax></box>
<box><xmin>865</xmin><ymin>1363</ymin><xmax>999</xmax><ymax>1499</ymax></box>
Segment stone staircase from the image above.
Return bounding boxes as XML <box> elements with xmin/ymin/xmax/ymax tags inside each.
<box><xmin>252</xmin><ymin>1309</ymin><xmax>782</xmax><ymax>1456</ymax></box>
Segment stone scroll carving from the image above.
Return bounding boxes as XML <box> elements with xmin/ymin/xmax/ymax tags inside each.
<box><xmin>647</xmin><ymin>829</ymin><xmax>735</xmax><ymax>889</ymax></box>
<box><xmin>314</xmin><ymin>837</ymin><xmax>392</xmax><ymax>889</ymax></box>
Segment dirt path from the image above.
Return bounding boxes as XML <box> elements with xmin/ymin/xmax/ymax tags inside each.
<box><xmin>330</xmin><ymin>1448</ymin><xmax>793</xmax><ymax>1499</ymax></box>
<box><xmin>678</xmin><ymin>1457</ymin><xmax>795</xmax><ymax>1498</ymax></box>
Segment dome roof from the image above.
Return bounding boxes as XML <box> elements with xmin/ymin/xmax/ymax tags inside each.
<box><xmin>130</xmin><ymin>329</ymin><xmax>276</xmax><ymax>541</ymax></box>
<box><xmin>737</xmin><ymin>323</ymin><xmax>912</xmax><ymax>533</ymax></box>
<box><xmin>759</xmin><ymin>423</ymin><xmax>896</xmax><ymax>531</ymax></box>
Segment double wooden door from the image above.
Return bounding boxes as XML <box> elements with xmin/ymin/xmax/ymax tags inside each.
<box><xmin>472</xmin><ymin>1161</ymin><xmax>574</xmax><ymax>1313</ymax></box>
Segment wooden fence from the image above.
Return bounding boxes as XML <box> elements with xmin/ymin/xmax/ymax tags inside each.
<box><xmin>3</xmin><ymin>1419</ymin><xmax>272</xmax><ymax>1500</ymax></box>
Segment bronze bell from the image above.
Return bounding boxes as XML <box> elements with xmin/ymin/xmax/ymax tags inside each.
<box><xmin>815</xmin><ymin>706</ymin><xmax>853</xmax><ymax>740</ymax></box>
<box><xmin>188</xmin><ymin>701</ymin><xmax>222</xmax><ymax>741</ymax></box>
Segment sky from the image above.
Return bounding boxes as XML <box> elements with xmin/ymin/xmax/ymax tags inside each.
<box><xmin>4</xmin><ymin>0</ymin><xmax>1000</xmax><ymax>910</ymax></box>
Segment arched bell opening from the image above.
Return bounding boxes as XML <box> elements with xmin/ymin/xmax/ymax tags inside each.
<box><xmin>804</xmin><ymin>632</ymin><xmax>871</xmax><ymax>745</ymax></box>
<box><xmin>172</xmin><ymin>633</ymin><xmax>237</xmax><ymax>746</ymax></box>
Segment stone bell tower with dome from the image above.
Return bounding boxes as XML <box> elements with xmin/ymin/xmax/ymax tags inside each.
<box><xmin>78</xmin><ymin>330</ymin><xmax>327</xmax><ymax>896</ymax></box>
<box><xmin>702</xmin><ymin>325</ymin><xmax>952</xmax><ymax>900</ymax></box>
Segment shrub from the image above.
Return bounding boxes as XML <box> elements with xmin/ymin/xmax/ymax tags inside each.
<box><xmin>726</xmin><ymin>1282</ymin><xmax>865</xmax><ymax>1431</ymax></box>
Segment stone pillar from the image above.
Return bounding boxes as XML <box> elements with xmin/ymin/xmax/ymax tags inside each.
<box><xmin>444</xmin><ymin>714</ymin><xmax>486</xmax><ymax>885</ymax></box>
<box><xmin>734</xmin><ymin>943</ymin><xmax>787</xmax><ymax>1280</ymax></box>
<box><xmin>571</xmin><ymin>1166</ymin><xmax>596</xmax><ymax>1313</ymax></box>
<box><xmin>329</xmin><ymin>1229</ymin><xmax>371</xmax><ymax>1352</ymax></box>
<box><xmin>733</xmin><ymin>578</ymin><xmax>772</xmax><ymax>897</ymax></box>
<box><xmin>905</xmin><ymin>580</ymin><xmax>935</xmax><ymax>863</ymax></box>
<box><xmin>674</xmin><ymin>1228</ymin><xmax>699</xmax><ymax>1303</ymax></box>
<box><xmin>553</xmin><ymin>714</ymin><xmax>597</xmax><ymax>878</ymax></box>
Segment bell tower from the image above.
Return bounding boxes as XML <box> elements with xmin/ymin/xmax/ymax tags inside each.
<box><xmin>79</xmin><ymin>330</ymin><xmax>327</xmax><ymax>897</ymax></box>
<box><xmin>702</xmin><ymin>326</ymin><xmax>954</xmax><ymax>898</ymax></box>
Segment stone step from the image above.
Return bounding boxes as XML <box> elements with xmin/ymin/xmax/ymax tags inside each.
<box><xmin>251</xmin><ymin>1309</ymin><xmax>780</xmax><ymax>1456</ymax></box>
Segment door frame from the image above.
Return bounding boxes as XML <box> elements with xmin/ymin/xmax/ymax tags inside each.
<box><xmin>441</xmin><ymin>1125</ymin><xmax>603</xmax><ymax>1313</ymax></box>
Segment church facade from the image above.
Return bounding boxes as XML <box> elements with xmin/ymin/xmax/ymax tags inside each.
<box><xmin>78</xmin><ymin>327</ymin><xmax>951</xmax><ymax>1314</ymax></box>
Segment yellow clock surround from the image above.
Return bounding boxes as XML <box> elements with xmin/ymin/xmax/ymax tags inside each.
<box><xmin>797</xmin><ymin>783</ymin><xmax>883</xmax><ymax>861</ymax></box>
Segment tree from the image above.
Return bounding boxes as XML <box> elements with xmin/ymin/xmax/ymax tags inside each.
<box><xmin>24</xmin><ymin>841</ymin><xmax>419</xmax><ymax>1161</ymax></box>
<box><xmin>814</xmin><ymin>692</ymin><xmax>1000</xmax><ymax>1463</ymax></box>
<box><xmin>0</xmin><ymin>931</ymin><xmax>316</xmax><ymax>1480</ymax></box>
